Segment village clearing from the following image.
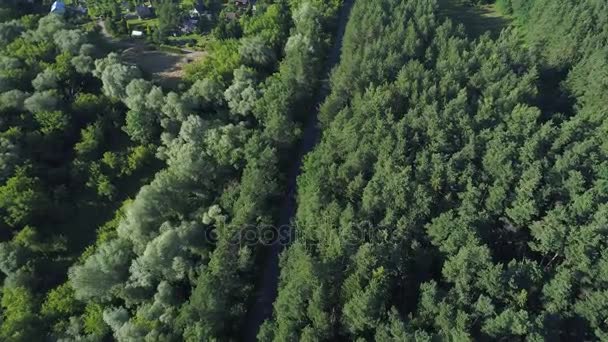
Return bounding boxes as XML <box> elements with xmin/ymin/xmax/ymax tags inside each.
<box><xmin>122</xmin><ymin>46</ymin><xmax>206</xmax><ymax>88</ymax></box>
<box><xmin>98</xmin><ymin>20</ymin><xmax>206</xmax><ymax>88</ymax></box>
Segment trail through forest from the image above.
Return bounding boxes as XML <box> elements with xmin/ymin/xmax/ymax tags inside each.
<box><xmin>241</xmin><ymin>0</ymin><xmax>355</xmax><ymax>340</ymax></box>
<box><xmin>438</xmin><ymin>0</ymin><xmax>509</xmax><ymax>37</ymax></box>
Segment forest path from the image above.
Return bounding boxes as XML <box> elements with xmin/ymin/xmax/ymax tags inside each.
<box><xmin>438</xmin><ymin>0</ymin><xmax>510</xmax><ymax>38</ymax></box>
<box><xmin>241</xmin><ymin>0</ymin><xmax>356</xmax><ymax>340</ymax></box>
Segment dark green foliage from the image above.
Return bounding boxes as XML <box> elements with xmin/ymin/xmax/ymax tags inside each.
<box><xmin>0</xmin><ymin>167</ymin><xmax>49</xmax><ymax>228</ymax></box>
<box><xmin>262</xmin><ymin>0</ymin><xmax>608</xmax><ymax>340</ymax></box>
<box><xmin>156</xmin><ymin>0</ymin><xmax>182</xmax><ymax>42</ymax></box>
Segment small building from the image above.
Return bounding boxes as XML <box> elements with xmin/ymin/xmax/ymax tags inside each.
<box><xmin>136</xmin><ymin>5</ymin><xmax>154</xmax><ymax>19</ymax></box>
<box><xmin>131</xmin><ymin>30</ymin><xmax>144</xmax><ymax>38</ymax></box>
<box><xmin>225</xmin><ymin>12</ymin><xmax>237</xmax><ymax>20</ymax></box>
<box><xmin>50</xmin><ymin>1</ymin><xmax>66</xmax><ymax>15</ymax></box>
<box><xmin>235</xmin><ymin>0</ymin><xmax>249</xmax><ymax>6</ymax></box>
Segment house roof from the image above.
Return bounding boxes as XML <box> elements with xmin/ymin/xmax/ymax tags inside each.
<box><xmin>193</xmin><ymin>0</ymin><xmax>206</xmax><ymax>13</ymax></box>
<box><xmin>136</xmin><ymin>5</ymin><xmax>153</xmax><ymax>17</ymax></box>
<box><xmin>50</xmin><ymin>1</ymin><xmax>66</xmax><ymax>14</ymax></box>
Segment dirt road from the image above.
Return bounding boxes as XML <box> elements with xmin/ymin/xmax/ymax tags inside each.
<box><xmin>241</xmin><ymin>0</ymin><xmax>356</xmax><ymax>340</ymax></box>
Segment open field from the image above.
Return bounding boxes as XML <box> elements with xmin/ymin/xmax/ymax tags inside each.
<box><xmin>121</xmin><ymin>45</ymin><xmax>206</xmax><ymax>88</ymax></box>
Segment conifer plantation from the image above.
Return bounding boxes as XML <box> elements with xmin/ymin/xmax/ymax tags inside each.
<box><xmin>0</xmin><ymin>0</ymin><xmax>607</xmax><ymax>341</ymax></box>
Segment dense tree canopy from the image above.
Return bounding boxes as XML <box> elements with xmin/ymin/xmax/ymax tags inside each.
<box><xmin>261</xmin><ymin>0</ymin><xmax>608</xmax><ymax>340</ymax></box>
<box><xmin>0</xmin><ymin>0</ymin><xmax>347</xmax><ymax>340</ymax></box>
<box><xmin>2</xmin><ymin>0</ymin><xmax>608</xmax><ymax>340</ymax></box>
<box><xmin>0</xmin><ymin>6</ymin><xmax>157</xmax><ymax>341</ymax></box>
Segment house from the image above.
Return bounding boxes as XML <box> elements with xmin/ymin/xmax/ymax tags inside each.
<box><xmin>225</xmin><ymin>12</ymin><xmax>237</xmax><ymax>20</ymax></box>
<box><xmin>235</xmin><ymin>0</ymin><xmax>249</xmax><ymax>6</ymax></box>
<box><xmin>50</xmin><ymin>1</ymin><xmax>66</xmax><ymax>15</ymax></box>
<box><xmin>131</xmin><ymin>30</ymin><xmax>144</xmax><ymax>38</ymax></box>
<box><xmin>136</xmin><ymin>5</ymin><xmax>154</xmax><ymax>19</ymax></box>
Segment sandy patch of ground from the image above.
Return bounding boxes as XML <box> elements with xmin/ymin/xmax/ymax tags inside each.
<box><xmin>121</xmin><ymin>46</ymin><xmax>206</xmax><ymax>88</ymax></box>
<box><xmin>98</xmin><ymin>21</ymin><xmax>206</xmax><ymax>88</ymax></box>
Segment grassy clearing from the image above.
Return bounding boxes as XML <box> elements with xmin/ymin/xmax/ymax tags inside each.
<box><xmin>438</xmin><ymin>0</ymin><xmax>510</xmax><ymax>38</ymax></box>
<box><xmin>126</xmin><ymin>17</ymin><xmax>159</xmax><ymax>30</ymax></box>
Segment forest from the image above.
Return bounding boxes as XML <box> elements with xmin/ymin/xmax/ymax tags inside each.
<box><xmin>1</xmin><ymin>0</ymin><xmax>607</xmax><ymax>341</ymax></box>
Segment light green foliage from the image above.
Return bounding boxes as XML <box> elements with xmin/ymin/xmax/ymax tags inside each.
<box><xmin>53</xmin><ymin>29</ymin><xmax>86</xmax><ymax>55</ymax></box>
<box><xmin>34</xmin><ymin>14</ymin><xmax>66</xmax><ymax>41</ymax></box>
<box><xmin>242</xmin><ymin>3</ymin><xmax>291</xmax><ymax>50</ymax></box>
<box><xmin>239</xmin><ymin>35</ymin><xmax>277</xmax><ymax>68</ymax></box>
<box><xmin>94</xmin><ymin>53</ymin><xmax>142</xmax><ymax>99</ymax></box>
<box><xmin>69</xmin><ymin>238</ymin><xmax>134</xmax><ymax>300</ymax></box>
<box><xmin>224</xmin><ymin>65</ymin><xmax>260</xmax><ymax>117</ymax></box>
<box><xmin>83</xmin><ymin>303</ymin><xmax>110</xmax><ymax>337</ymax></box>
<box><xmin>183</xmin><ymin>78</ymin><xmax>225</xmax><ymax>108</ymax></box>
<box><xmin>123</xmin><ymin>79</ymin><xmax>163</xmax><ymax>143</ymax></box>
<box><xmin>0</xmin><ymin>286</ymin><xmax>41</xmax><ymax>341</ymax></box>
<box><xmin>71</xmin><ymin>54</ymin><xmax>94</xmax><ymax>74</ymax></box>
<box><xmin>0</xmin><ymin>167</ymin><xmax>48</xmax><ymax>228</ymax></box>
<box><xmin>0</xmin><ymin>89</ymin><xmax>28</xmax><ymax>110</ymax></box>
<box><xmin>74</xmin><ymin>121</ymin><xmax>104</xmax><ymax>158</ymax></box>
<box><xmin>24</xmin><ymin>90</ymin><xmax>59</xmax><ymax>113</ymax></box>
<box><xmin>184</xmin><ymin>39</ymin><xmax>241</xmax><ymax>83</ymax></box>
<box><xmin>0</xmin><ymin>9</ymin><xmax>159</xmax><ymax>342</ymax></box>
<box><xmin>34</xmin><ymin>110</ymin><xmax>69</xmax><ymax>134</ymax></box>
<box><xmin>53</xmin><ymin>1</ymin><xmax>345</xmax><ymax>339</ymax></box>
<box><xmin>71</xmin><ymin>92</ymin><xmax>107</xmax><ymax>116</ymax></box>
<box><xmin>41</xmin><ymin>283</ymin><xmax>81</xmax><ymax>318</ymax></box>
<box><xmin>32</xmin><ymin>69</ymin><xmax>59</xmax><ymax>91</ymax></box>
